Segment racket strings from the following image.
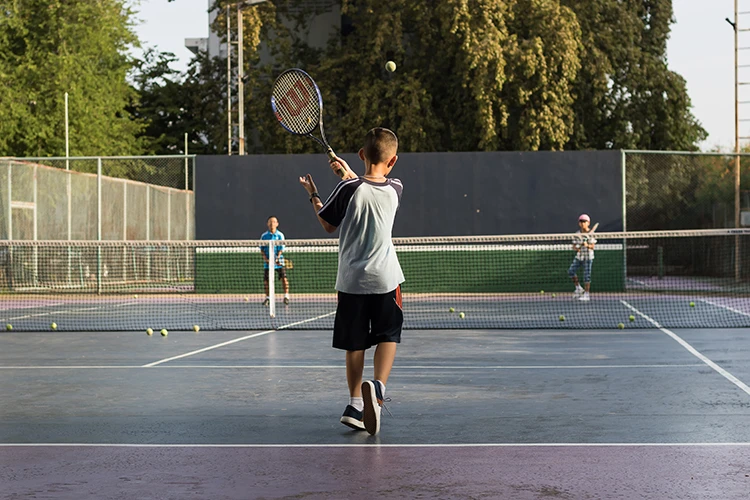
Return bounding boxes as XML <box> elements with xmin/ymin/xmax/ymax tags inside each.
<box><xmin>272</xmin><ymin>72</ymin><xmax>320</xmax><ymax>134</ymax></box>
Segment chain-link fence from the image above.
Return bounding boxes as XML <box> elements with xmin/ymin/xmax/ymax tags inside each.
<box><xmin>624</xmin><ymin>151</ymin><xmax>750</xmax><ymax>231</ymax></box>
<box><xmin>0</xmin><ymin>156</ymin><xmax>194</xmax><ymax>241</ymax></box>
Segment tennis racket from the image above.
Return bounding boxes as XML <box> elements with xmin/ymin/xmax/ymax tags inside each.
<box><xmin>574</xmin><ymin>222</ymin><xmax>599</xmax><ymax>251</ymax></box>
<box><xmin>271</xmin><ymin>68</ymin><xmax>344</xmax><ymax>177</ymax></box>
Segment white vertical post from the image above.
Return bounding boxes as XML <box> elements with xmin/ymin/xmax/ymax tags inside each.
<box><xmin>268</xmin><ymin>240</ymin><xmax>275</xmax><ymax>318</ymax></box>
<box><xmin>64</xmin><ymin>92</ymin><xmax>70</xmax><ymax>171</ymax></box>
<box><xmin>65</xmin><ymin>93</ymin><xmax>72</xmax><ymax>284</ymax></box>
<box><xmin>123</xmin><ymin>182</ymin><xmax>127</xmax><ymax>282</ymax></box>
<box><xmin>146</xmin><ymin>187</ymin><xmax>151</xmax><ymax>281</ymax></box>
<box><xmin>7</xmin><ymin>163</ymin><xmax>12</xmax><ymax>240</ymax></box>
<box><xmin>97</xmin><ymin>158</ymin><xmax>102</xmax><ymax>294</ymax></box>
<box><xmin>167</xmin><ymin>190</ymin><xmax>172</xmax><ymax>282</ymax></box>
<box><xmin>33</xmin><ymin>165</ymin><xmax>38</xmax><ymax>285</ymax></box>
<box><xmin>185</xmin><ymin>134</ymin><xmax>189</xmax><ymax>241</ymax></box>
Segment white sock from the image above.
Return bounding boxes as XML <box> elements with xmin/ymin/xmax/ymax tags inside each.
<box><xmin>350</xmin><ymin>397</ymin><xmax>364</xmax><ymax>412</ymax></box>
<box><xmin>376</xmin><ymin>380</ymin><xmax>386</xmax><ymax>396</ymax></box>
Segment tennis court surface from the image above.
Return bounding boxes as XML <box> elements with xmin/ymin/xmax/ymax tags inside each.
<box><xmin>1</xmin><ymin>229</ymin><xmax>749</xmax><ymax>498</ymax></box>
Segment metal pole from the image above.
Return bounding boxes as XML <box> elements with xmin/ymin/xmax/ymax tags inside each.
<box><xmin>238</xmin><ymin>4</ymin><xmax>245</xmax><ymax>155</ymax></box>
<box><xmin>97</xmin><ymin>158</ymin><xmax>102</xmax><ymax>294</ymax></box>
<box><xmin>64</xmin><ymin>92</ymin><xmax>69</xmax><ymax>170</ymax></box>
<box><xmin>185</xmin><ymin>133</ymin><xmax>189</xmax><ymax>241</ymax></box>
<box><xmin>227</xmin><ymin>5</ymin><xmax>232</xmax><ymax>156</ymax></box>
<box><xmin>735</xmin><ymin>0</ymin><xmax>741</xmax><ymax>281</ymax></box>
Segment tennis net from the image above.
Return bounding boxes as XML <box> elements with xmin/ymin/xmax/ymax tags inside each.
<box><xmin>1</xmin><ymin>229</ymin><xmax>749</xmax><ymax>331</ymax></box>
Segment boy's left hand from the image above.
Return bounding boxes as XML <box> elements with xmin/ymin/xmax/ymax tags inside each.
<box><xmin>299</xmin><ymin>174</ymin><xmax>318</xmax><ymax>195</ymax></box>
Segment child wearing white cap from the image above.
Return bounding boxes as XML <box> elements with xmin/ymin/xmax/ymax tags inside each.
<box><xmin>568</xmin><ymin>214</ymin><xmax>596</xmax><ymax>301</ymax></box>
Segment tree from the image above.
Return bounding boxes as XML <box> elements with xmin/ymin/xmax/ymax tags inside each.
<box><xmin>131</xmin><ymin>49</ymin><xmax>229</xmax><ymax>156</ymax></box>
<box><xmin>561</xmin><ymin>0</ymin><xmax>707</xmax><ymax>151</ymax></box>
<box><xmin>0</xmin><ymin>0</ymin><xmax>144</xmax><ymax>157</ymax></box>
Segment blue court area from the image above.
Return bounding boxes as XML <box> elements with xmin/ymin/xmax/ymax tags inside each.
<box><xmin>1</xmin><ymin>322</ymin><xmax>749</xmax><ymax>498</ymax></box>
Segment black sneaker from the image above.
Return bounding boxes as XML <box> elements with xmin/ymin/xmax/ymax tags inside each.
<box><xmin>340</xmin><ymin>405</ymin><xmax>365</xmax><ymax>431</ymax></box>
<box><xmin>283</xmin><ymin>297</ymin><xmax>290</xmax><ymax>305</ymax></box>
<box><xmin>262</xmin><ymin>298</ymin><xmax>269</xmax><ymax>306</ymax></box>
<box><xmin>362</xmin><ymin>380</ymin><xmax>391</xmax><ymax>435</ymax></box>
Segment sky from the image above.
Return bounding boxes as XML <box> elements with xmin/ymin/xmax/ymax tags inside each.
<box><xmin>132</xmin><ymin>0</ymin><xmax>738</xmax><ymax>152</ymax></box>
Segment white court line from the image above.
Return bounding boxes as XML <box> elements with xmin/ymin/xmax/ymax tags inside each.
<box><xmin>1</xmin><ymin>442</ymin><xmax>749</xmax><ymax>448</ymax></box>
<box><xmin>142</xmin><ymin>311</ymin><xmax>336</xmax><ymax>367</ymax></box>
<box><xmin>700</xmin><ymin>299</ymin><xmax>750</xmax><ymax>319</ymax></box>
<box><xmin>0</xmin><ymin>363</ymin><xmax>705</xmax><ymax>370</ymax></box>
<box><xmin>2</xmin><ymin>301</ymin><xmax>138</xmax><ymax>322</ymax></box>
<box><xmin>620</xmin><ymin>300</ymin><xmax>750</xmax><ymax>397</ymax></box>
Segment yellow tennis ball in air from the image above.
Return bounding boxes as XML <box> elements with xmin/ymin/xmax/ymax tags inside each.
<box><xmin>6</xmin><ymin>324</ymin><xmax>12</xmax><ymax>331</ymax></box>
<box><xmin>51</xmin><ymin>322</ymin><xmax>57</xmax><ymax>330</ymax></box>
<box><xmin>160</xmin><ymin>329</ymin><xmax>168</xmax><ymax>337</ymax></box>
<box><xmin>617</xmin><ymin>323</ymin><xmax>625</xmax><ymax>329</ymax></box>
<box><xmin>385</xmin><ymin>60</ymin><xmax>396</xmax><ymax>72</ymax></box>
<box><xmin>689</xmin><ymin>302</ymin><xmax>695</xmax><ymax>307</ymax></box>
<box><xmin>146</xmin><ymin>328</ymin><xmax>153</xmax><ymax>336</ymax></box>
<box><xmin>540</xmin><ymin>290</ymin><xmax>544</xmax><ymax>294</ymax></box>
<box><xmin>458</xmin><ymin>312</ymin><xmax>465</xmax><ymax>319</ymax></box>
<box><xmin>559</xmin><ymin>315</ymin><xmax>565</xmax><ymax>321</ymax></box>
<box><xmin>629</xmin><ymin>315</ymin><xmax>635</xmax><ymax>322</ymax></box>
<box><xmin>449</xmin><ymin>307</ymin><xmax>455</xmax><ymax>313</ymax></box>
<box><xmin>193</xmin><ymin>325</ymin><xmax>200</xmax><ymax>332</ymax></box>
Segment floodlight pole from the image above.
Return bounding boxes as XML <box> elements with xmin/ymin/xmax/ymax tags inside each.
<box><xmin>227</xmin><ymin>5</ymin><xmax>232</xmax><ymax>155</ymax></box>
<box><xmin>238</xmin><ymin>3</ymin><xmax>245</xmax><ymax>155</ymax></box>
<box><xmin>728</xmin><ymin>6</ymin><xmax>742</xmax><ymax>281</ymax></box>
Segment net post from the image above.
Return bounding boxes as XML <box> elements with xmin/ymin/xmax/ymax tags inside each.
<box><xmin>268</xmin><ymin>240</ymin><xmax>276</xmax><ymax>318</ymax></box>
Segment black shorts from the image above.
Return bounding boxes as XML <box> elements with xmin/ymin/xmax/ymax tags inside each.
<box><xmin>263</xmin><ymin>267</ymin><xmax>287</xmax><ymax>281</ymax></box>
<box><xmin>333</xmin><ymin>286</ymin><xmax>403</xmax><ymax>351</ymax></box>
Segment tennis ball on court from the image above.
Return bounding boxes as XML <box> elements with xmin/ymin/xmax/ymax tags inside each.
<box><xmin>629</xmin><ymin>315</ymin><xmax>635</xmax><ymax>322</ymax></box>
<box><xmin>244</xmin><ymin>297</ymin><xmax>249</xmax><ymax>302</ymax></box>
<box><xmin>617</xmin><ymin>323</ymin><xmax>625</xmax><ymax>329</ymax></box>
<box><xmin>160</xmin><ymin>329</ymin><xmax>168</xmax><ymax>337</ymax></box>
<box><xmin>5</xmin><ymin>324</ymin><xmax>12</xmax><ymax>331</ymax></box>
<box><xmin>458</xmin><ymin>312</ymin><xmax>465</xmax><ymax>318</ymax></box>
<box><xmin>559</xmin><ymin>315</ymin><xmax>565</xmax><ymax>321</ymax></box>
<box><xmin>146</xmin><ymin>328</ymin><xmax>153</xmax><ymax>336</ymax></box>
<box><xmin>133</xmin><ymin>294</ymin><xmax>138</xmax><ymax>299</ymax></box>
<box><xmin>552</xmin><ymin>293</ymin><xmax>556</xmax><ymax>298</ymax></box>
<box><xmin>193</xmin><ymin>325</ymin><xmax>200</xmax><ymax>332</ymax></box>
<box><xmin>385</xmin><ymin>60</ymin><xmax>396</xmax><ymax>72</ymax></box>
<box><xmin>689</xmin><ymin>302</ymin><xmax>695</xmax><ymax>307</ymax></box>
<box><xmin>449</xmin><ymin>307</ymin><xmax>455</xmax><ymax>313</ymax></box>
<box><xmin>51</xmin><ymin>322</ymin><xmax>57</xmax><ymax>330</ymax></box>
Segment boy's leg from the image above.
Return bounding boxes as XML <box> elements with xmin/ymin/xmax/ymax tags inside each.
<box><xmin>345</xmin><ymin>350</ymin><xmax>365</xmax><ymax>397</ymax></box>
<box><xmin>373</xmin><ymin>341</ymin><xmax>397</xmax><ymax>386</ymax></box>
<box><xmin>568</xmin><ymin>259</ymin><xmax>583</xmax><ymax>295</ymax></box>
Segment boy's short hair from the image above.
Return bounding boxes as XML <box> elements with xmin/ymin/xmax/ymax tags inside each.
<box><xmin>363</xmin><ymin>127</ymin><xmax>398</xmax><ymax>164</ymax></box>
<box><xmin>267</xmin><ymin>216</ymin><xmax>277</xmax><ymax>222</ymax></box>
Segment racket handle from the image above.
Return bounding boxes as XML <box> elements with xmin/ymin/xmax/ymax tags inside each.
<box><xmin>326</xmin><ymin>148</ymin><xmax>346</xmax><ymax>178</ymax></box>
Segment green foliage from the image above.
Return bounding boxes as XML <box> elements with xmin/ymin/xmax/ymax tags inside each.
<box><xmin>0</xmin><ymin>0</ymin><xmax>144</xmax><ymax>157</ymax></box>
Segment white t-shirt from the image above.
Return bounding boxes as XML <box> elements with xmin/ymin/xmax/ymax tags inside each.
<box><xmin>573</xmin><ymin>230</ymin><xmax>597</xmax><ymax>261</ymax></box>
<box><xmin>318</xmin><ymin>177</ymin><xmax>405</xmax><ymax>294</ymax></box>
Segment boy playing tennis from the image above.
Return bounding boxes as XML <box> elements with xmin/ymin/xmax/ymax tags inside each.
<box><xmin>299</xmin><ymin>127</ymin><xmax>404</xmax><ymax>436</ymax></box>
<box><xmin>568</xmin><ymin>214</ymin><xmax>596</xmax><ymax>302</ymax></box>
<box><xmin>260</xmin><ymin>216</ymin><xmax>290</xmax><ymax>305</ymax></box>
